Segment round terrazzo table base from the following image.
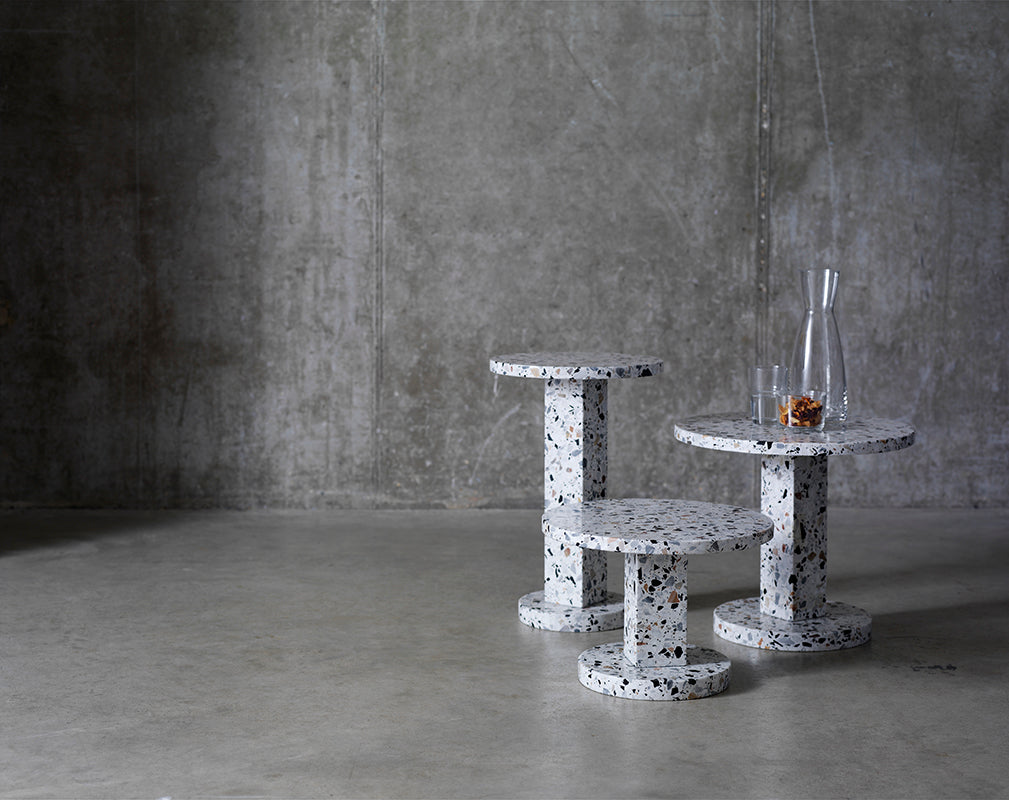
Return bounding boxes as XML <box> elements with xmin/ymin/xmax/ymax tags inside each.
<box><xmin>713</xmin><ymin>597</ymin><xmax>872</xmax><ymax>651</ymax></box>
<box><xmin>577</xmin><ymin>643</ymin><xmax>731</xmax><ymax>700</ymax></box>
<box><xmin>517</xmin><ymin>591</ymin><xmax>623</xmax><ymax>632</ymax></box>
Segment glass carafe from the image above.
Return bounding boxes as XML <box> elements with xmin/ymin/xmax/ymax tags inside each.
<box><xmin>788</xmin><ymin>268</ymin><xmax>847</xmax><ymax>427</ymax></box>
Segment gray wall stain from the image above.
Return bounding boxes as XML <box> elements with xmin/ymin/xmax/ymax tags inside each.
<box><xmin>0</xmin><ymin>0</ymin><xmax>1006</xmax><ymax>509</ymax></box>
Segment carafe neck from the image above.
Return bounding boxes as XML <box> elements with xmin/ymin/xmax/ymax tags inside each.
<box><xmin>801</xmin><ymin>268</ymin><xmax>839</xmax><ymax>312</ymax></box>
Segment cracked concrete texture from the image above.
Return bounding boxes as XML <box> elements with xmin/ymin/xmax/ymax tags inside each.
<box><xmin>0</xmin><ymin>1</ymin><xmax>1006</xmax><ymax>508</ymax></box>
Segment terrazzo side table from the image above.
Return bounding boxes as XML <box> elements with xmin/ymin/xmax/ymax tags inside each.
<box><xmin>490</xmin><ymin>352</ymin><xmax>663</xmax><ymax>632</ymax></box>
<box><xmin>674</xmin><ymin>415</ymin><xmax>915</xmax><ymax>651</ymax></box>
<box><xmin>543</xmin><ymin>498</ymin><xmax>773</xmax><ymax>700</ymax></box>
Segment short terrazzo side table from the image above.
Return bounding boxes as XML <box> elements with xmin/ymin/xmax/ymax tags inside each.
<box><xmin>489</xmin><ymin>352</ymin><xmax>662</xmax><ymax>632</ymax></box>
<box><xmin>674</xmin><ymin>416</ymin><xmax>915</xmax><ymax>651</ymax></box>
<box><xmin>542</xmin><ymin>498</ymin><xmax>773</xmax><ymax>700</ymax></box>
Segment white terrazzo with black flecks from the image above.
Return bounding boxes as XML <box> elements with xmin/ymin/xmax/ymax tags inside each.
<box><xmin>542</xmin><ymin>498</ymin><xmax>774</xmax><ymax>556</ymax></box>
<box><xmin>673</xmin><ymin>415</ymin><xmax>915</xmax><ymax>456</ymax></box>
<box><xmin>545</xmin><ymin>498</ymin><xmax>771</xmax><ymax>700</ymax></box>
<box><xmin>714</xmin><ymin>597</ymin><xmax>871</xmax><ymax>651</ymax></box>
<box><xmin>577</xmin><ymin>643</ymin><xmax>731</xmax><ymax>701</ymax></box>
<box><xmin>516</xmin><ymin>591</ymin><xmax>623</xmax><ymax>632</ymax></box>
<box><xmin>492</xmin><ymin>352</ymin><xmax>662</xmax><ymax>633</ymax></box>
<box><xmin>760</xmin><ymin>454</ymin><xmax>828</xmax><ymax>620</ymax></box>
<box><xmin>489</xmin><ymin>352</ymin><xmax>663</xmax><ymax>382</ymax></box>
<box><xmin>541</xmin><ymin>378</ymin><xmax>608</xmax><ymax>608</ymax></box>
<box><xmin>674</xmin><ymin>414</ymin><xmax>915</xmax><ymax>651</ymax></box>
<box><xmin>623</xmin><ymin>552</ymin><xmax>688</xmax><ymax>667</ymax></box>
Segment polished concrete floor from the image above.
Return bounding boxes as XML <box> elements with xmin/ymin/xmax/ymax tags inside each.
<box><xmin>1</xmin><ymin>507</ymin><xmax>1007</xmax><ymax>799</ymax></box>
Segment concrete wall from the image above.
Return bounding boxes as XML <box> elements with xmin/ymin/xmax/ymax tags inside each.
<box><xmin>1</xmin><ymin>0</ymin><xmax>1006</xmax><ymax>509</ymax></box>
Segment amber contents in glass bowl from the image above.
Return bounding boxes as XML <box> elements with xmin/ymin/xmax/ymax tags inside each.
<box><xmin>779</xmin><ymin>394</ymin><xmax>824</xmax><ymax>428</ymax></box>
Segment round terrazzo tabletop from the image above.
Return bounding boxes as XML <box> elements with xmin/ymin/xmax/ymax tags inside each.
<box><xmin>542</xmin><ymin>498</ymin><xmax>772</xmax><ymax>556</ymax></box>
<box><xmin>542</xmin><ymin>498</ymin><xmax>771</xmax><ymax>702</ymax></box>
<box><xmin>674</xmin><ymin>415</ymin><xmax>916</xmax><ymax>652</ymax></box>
<box><xmin>489</xmin><ymin>352</ymin><xmax>663</xmax><ymax>381</ymax></box>
<box><xmin>490</xmin><ymin>351</ymin><xmax>662</xmax><ymax>634</ymax></box>
<box><xmin>674</xmin><ymin>414</ymin><xmax>915</xmax><ymax>457</ymax></box>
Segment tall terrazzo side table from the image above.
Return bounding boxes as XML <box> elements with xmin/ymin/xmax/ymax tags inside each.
<box><xmin>489</xmin><ymin>352</ymin><xmax>662</xmax><ymax>632</ymax></box>
<box><xmin>674</xmin><ymin>415</ymin><xmax>915</xmax><ymax>651</ymax></box>
<box><xmin>543</xmin><ymin>498</ymin><xmax>773</xmax><ymax>700</ymax></box>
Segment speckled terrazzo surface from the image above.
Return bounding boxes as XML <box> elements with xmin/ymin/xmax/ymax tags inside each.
<box><xmin>758</xmin><ymin>454</ymin><xmax>829</xmax><ymax>620</ymax></box>
<box><xmin>542</xmin><ymin>498</ymin><xmax>773</xmax><ymax>555</ymax></box>
<box><xmin>538</xmin><ymin>378</ymin><xmax>609</xmax><ymax>612</ymax></box>
<box><xmin>714</xmin><ymin>598</ymin><xmax>871</xmax><ymax>651</ymax></box>
<box><xmin>542</xmin><ymin>377</ymin><xmax>607</xmax><ymax>510</ymax></box>
<box><xmin>674</xmin><ymin>415</ymin><xmax>915</xmax><ymax>456</ymax></box>
<box><xmin>577</xmin><ymin>643</ymin><xmax>731</xmax><ymax>701</ymax></box>
<box><xmin>490</xmin><ymin>352</ymin><xmax>663</xmax><ymax>381</ymax></box>
<box><xmin>675</xmin><ymin>416</ymin><xmax>916</xmax><ymax>651</ymax></box>
<box><xmin>492</xmin><ymin>351</ymin><xmax>663</xmax><ymax>632</ymax></box>
<box><xmin>622</xmin><ymin>552</ymin><xmax>689</xmax><ymax>667</ymax></box>
<box><xmin>516</xmin><ymin>590</ymin><xmax>623</xmax><ymax>632</ymax></box>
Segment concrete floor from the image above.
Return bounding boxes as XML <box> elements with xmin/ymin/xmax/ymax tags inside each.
<box><xmin>1</xmin><ymin>507</ymin><xmax>1007</xmax><ymax>799</ymax></box>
